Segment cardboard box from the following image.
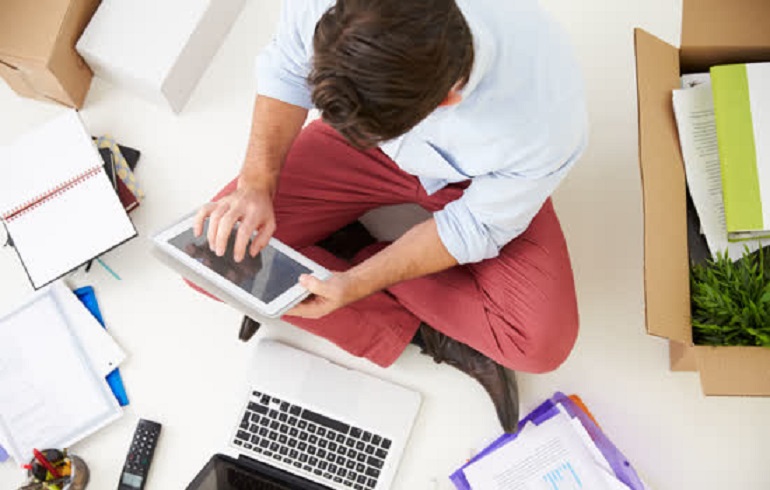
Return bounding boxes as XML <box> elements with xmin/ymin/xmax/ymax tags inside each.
<box><xmin>635</xmin><ymin>0</ymin><xmax>770</xmax><ymax>396</ymax></box>
<box><xmin>76</xmin><ymin>0</ymin><xmax>244</xmax><ymax>113</ymax></box>
<box><xmin>0</xmin><ymin>0</ymin><xmax>101</xmax><ymax>108</ymax></box>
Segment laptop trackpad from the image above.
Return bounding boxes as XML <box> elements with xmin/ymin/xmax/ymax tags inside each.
<box><xmin>299</xmin><ymin>362</ymin><xmax>364</xmax><ymax>417</ymax></box>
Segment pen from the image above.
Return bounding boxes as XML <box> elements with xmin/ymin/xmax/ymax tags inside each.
<box><xmin>32</xmin><ymin>449</ymin><xmax>61</xmax><ymax>479</ymax></box>
<box><xmin>96</xmin><ymin>257</ymin><xmax>122</xmax><ymax>281</ymax></box>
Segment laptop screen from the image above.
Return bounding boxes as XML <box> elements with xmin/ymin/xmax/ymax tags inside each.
<box><xmin>187</xmin><ymin>455</ymin><xmax>332</xmax><ymax>490</ymax></box>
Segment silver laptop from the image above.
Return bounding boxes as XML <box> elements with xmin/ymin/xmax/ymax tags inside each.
<box><xmin>187</xmin><ymin>340</ymin><xmax>421</xmax><ymax>490</ymax></box>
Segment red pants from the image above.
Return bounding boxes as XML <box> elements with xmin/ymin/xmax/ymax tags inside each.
<box><xmin>195</xmin><ymin>121</ymin><xmax>579</xmax><ymax>373</ymax></box>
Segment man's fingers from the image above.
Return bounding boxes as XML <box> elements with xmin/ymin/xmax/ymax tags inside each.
<box><xmin>215</xmin><ymin>210</ymin><xmax>242</xmax><ymax>256</ymax></box>
<box><xmin>286</xmin><ymin>297</ymin><xmax>325</xmax><ymax>319</ymax></box>
<box><xmin>206</xmin><ymin>202</ymin><xmax>230</xmax><ymax>250</ymax></box>
<box><xmin>193</xmin><ymin>203</ymin><xmax>217</xmax><ymax>237</ymax></box>
<box><xmin>233</xmin><ymin>218</ymin><xmax>258</xmax><ymax>262</ymax></box>
<box><xmin>249</xmin><ymin>220</ymin><xmax>276</xmax><ymax>257</ymax></box>
<box><xmin>298</xmin><ymin>274</ymin><xmax>328</xmax><ymax>296</ymax></box>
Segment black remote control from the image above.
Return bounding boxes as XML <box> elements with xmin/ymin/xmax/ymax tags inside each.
<box><xmin>118</xmin><ymin>419</ymin><xmax>162</xmax><ymax>490</ymax></box>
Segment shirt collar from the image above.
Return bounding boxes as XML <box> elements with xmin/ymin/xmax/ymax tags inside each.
<box><xmin>455</xmin><ymin>0</ymin><xmax>495</xmax><ymax>99</ymax></box>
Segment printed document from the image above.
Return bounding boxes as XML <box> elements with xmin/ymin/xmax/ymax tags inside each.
<box><xmin>672</xmin><ymin>84</ymin><xmax>768</xmax><ymax>261</ymax></box>
<box><xmin>463</xmin><ymin>413</ymin><xmax>617</xmax><ymax>490</ymax></box>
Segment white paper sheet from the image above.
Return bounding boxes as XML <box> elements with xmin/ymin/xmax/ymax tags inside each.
<box><xmin>0</xmin><ymin>285</ymin><xmax>122</xmax><ymax>464</ymax></box>
<box><xmin>746</xmin><ymin>63</ymin><xmax>770</xmax><ymax>228</ymax></box>
<box><xmin>52</xmin><ymin>282</ymin><xmax>126</xmax><ymax>376</ymax></box>
<box><xmin>681</xmin><ymin>73</ymin><xmax>711</xmax><ymax>89</ymax></box>
<box><xmin>463</xmin><ymin>413</ymin><xmax>614</xmax><ymax>490</ymax></box>
<box><xmin>0</xmin><ymin>111</ymin><xmax>97</xmax><ymax>217</ymax></box>
<box><xmin>5</xmin><ymin>168</ymin><xmax>136</xmax><ymax>288</ymax></box>
<box><xmin>672</xmin><ymin>84</ymin><xmax>768</xmax><ymax>261</ymax></box>
<box><xmin>558</xmin><ymin>406</ymin><xmax>612</xmax><ymax>474</ymax></box>
<box><xmin>559</xmin><ymin>409</ymin><xmax>631</xmax><ymax>490</ymax></box>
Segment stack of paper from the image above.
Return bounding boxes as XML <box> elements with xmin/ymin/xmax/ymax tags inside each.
<box><xmin>672</xmin><ymin>75</ymin><xmax>769</xmax><ymax>261</ymax></box>
<box><xmin>0</xmin><ymin>282</ymin><xmax>125</xmax><ymax>464</ymax></box>
<box><xmin>450</xmin><ymin>393</ymin><xmax>645</xmax><ymax>490</ymax></box>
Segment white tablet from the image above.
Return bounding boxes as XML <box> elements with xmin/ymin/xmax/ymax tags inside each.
<box><xmin>152</xmin><ymin>214</ymin><xmax>330</xmax><ymax>318</ymax></box>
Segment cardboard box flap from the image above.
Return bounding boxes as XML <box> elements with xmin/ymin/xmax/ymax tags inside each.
<box><xmin>0</xmin><ymin>60</ymin><xmax>38</xmax><ymax>100</ymax></box>
<box><xmin>696</xmin><ymin>346</ymin><xmax>770</xmax><ymax>396</ymax></box>
<box><xmin>634</xmin><ymin>29</ymin><xmax>691</xmax><ymax>343</ymax></box>
<box><xmin>669</xmin><ymin>340</ymin><xmax>698</xmax><ymax>372</ymax></box>
<box><xmin>0</xmin><ymin>0</ymin><xmax>71</xmax><ymax>61</ymax></box>
<box><xmin>681</xmin><ymin>0</ymin><xmax>770</xmax><ymax>72</ymax></box>
<box><xmin>46</xmin><ymin>0</ymin><xmax>101</xmax><ymax>108</ymax></box>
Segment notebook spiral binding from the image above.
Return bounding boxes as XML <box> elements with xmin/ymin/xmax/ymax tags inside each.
<box><xmin>2</xmin><ymin>166</ymin><xmax>103</xmax><ymax>222</ymax></box>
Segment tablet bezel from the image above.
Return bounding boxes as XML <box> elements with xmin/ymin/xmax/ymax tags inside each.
<box><xmin>153</xmin><ymin>214</ymin><xmax>330</xmax><ymax>318</ymax></box>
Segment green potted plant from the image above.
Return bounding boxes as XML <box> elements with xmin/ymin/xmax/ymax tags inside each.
<box><xmin>691</xmin><ymin>246</ymin><xmax>770</xmax><ymax>347</ymax></box>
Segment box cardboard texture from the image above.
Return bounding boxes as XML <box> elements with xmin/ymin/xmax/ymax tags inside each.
<box><xmin>0</xmin><ymin>0</ymin><xmax>100</xmax><ymax>108</ymax></box>
<box><xmin>635</xmin><ymin>0</ymin><xmax>770</xmax><ymax>396</ymax></box>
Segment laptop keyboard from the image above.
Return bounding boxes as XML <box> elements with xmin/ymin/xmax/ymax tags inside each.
<box><xmin>233</xmin><ymin>391</ymin><xmax>392</xmax><ymax>490</ymax></box>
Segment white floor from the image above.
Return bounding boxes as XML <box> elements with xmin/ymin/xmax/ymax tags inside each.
<box><xmin>1</xmin><ymin>1</ymin><xmax>769</xmax><ymax>489</ymax></box>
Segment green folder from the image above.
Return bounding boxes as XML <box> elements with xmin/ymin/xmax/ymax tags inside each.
<box><xmin>711</xmin><ymin>62</ymin><xmax>770</xmax><ymax>241</ymax></box>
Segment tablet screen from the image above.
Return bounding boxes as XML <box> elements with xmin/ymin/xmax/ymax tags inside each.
<box><xmin>168</xmin><ymin>224</ymin><xmax>311</xmax><ymax>304</ymax></box>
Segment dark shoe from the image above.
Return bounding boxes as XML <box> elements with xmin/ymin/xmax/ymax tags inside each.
<box><xmin>419</xmin><ymin>324</ymin><xmax>520</xmax><ymax>433</ymax></box>
<box><xmin>239</xmin><ymin>316</ymin><xmax>261</xmax><ymax>342</ymax></box>
<box><xmin>317</xmin><ymin>220</ymin><xmax>377</xmax><ymax>261</ymax></box>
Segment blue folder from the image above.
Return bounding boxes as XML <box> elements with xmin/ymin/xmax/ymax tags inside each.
<box><xmin>450</xmin><ymin>392</ymin><xmax>644</xmax><ymax>490</ymax></box>
<box><xmin>74</xmin><ymin>286</ymin><xmax>130</xmax><ymax>406</ymax></box>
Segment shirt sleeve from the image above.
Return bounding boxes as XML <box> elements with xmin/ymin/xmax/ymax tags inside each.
<box><xmin>255</xmin><ymin>0</ymin><xmax>320</xmax><ymax>109</ymax></box>
<box><xmin>434</xmin><ymin>123</ymin><xmax>588</xmax><ymax>265</ymax></box>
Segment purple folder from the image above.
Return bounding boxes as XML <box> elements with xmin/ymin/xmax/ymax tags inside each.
<box><xmin>449</xmin><ymin>392</ymin><xmax>645</xmax><ymax>490</ymax></box>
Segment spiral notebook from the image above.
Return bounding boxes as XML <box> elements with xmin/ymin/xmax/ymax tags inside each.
<box><xmin>0</xmin><ymin>111</ymin><xmax>136</xmax><ymax>289</ymax></box>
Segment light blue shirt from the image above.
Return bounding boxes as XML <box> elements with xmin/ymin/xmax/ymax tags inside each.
<box><xmin>256</xmin><ymin>0</ymin><xmax>587</xmax><ymax>264</ymax></box>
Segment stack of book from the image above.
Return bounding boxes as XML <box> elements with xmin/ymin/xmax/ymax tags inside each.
<box><xmin>711</xmin><ymin>63</ymin><xmax>770</xmax><ymax>242</ymax></box>
<box><xmin>450</xmin><ymin>393</ymin><xmax>645</xmax><ymax>490</ymax></box>
<box><xmin>672</xmin><ymin>62</ymin><xmax>770</xmax><ymax>262</ymax></box>
<box><xmin>95</xmin><ymin>135</ymin><xmax>144</xmax><ymax>214</ymax></box>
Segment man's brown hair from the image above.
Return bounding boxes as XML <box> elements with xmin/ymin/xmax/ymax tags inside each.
<box><xmin>309</xmin><ymin>0</ymin><xmax>474</xmax><ymax>148</ymax></box>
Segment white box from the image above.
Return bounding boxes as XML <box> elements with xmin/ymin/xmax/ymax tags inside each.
<box><xmin>77</xmin><ymin>0</ymin><xmax>245</xmax><ymax>112</ymax></box>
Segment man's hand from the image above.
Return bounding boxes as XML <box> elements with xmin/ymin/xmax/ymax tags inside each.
<box><xmin>193</xmin><ymin>185</ymin><xmax>276</xmax><ymax>263</ymax></box>
<box><xmin>288</xmin><ymin>218</ymin><xmax>459</xmax><ymax>320</ymax></box>
<box><xmin>287</xmin><ymin>272</ymin><xmax>363</xmax><ymax>319</ymax></box>
<box><xmin>193</xmin><ymin>95</ymin><xmax>308</xmax><ymax>262</ymax></box>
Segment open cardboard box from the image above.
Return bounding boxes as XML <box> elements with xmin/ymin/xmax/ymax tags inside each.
<box><xmin>0</xmin><ymin>0</ymin><xmax>100</xmax><ymax>108</ymax></box>
<box><xmin>634</xmin><ymin>0</ymin><xmax>770</xmax><ymax>396</ymax></box>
